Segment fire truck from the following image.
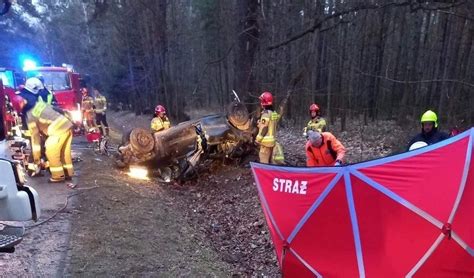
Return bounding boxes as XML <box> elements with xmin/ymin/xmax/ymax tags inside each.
<box><xmin>0</xmin><ymin>67</ymin><xmax>21</xmax><ymax>91</ymax></box>
<box><xmin>24</xmin><ymin>64</ymin><xmax>84</xmax><ymax>132</ymax></box>
<box><xmin>0</xmin><ymin>79</ymin><xmax>6</xmax><ymax>140</ymax></box>
<box><xmin>0</xmin><ymin>68</ymin><xmax>23</xmax><ymax>138</ymax></box>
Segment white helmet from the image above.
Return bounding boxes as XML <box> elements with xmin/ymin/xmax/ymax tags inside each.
<box><xmin>24</xmin><ymin>77</ymin><xmax>44</xmax><ymax>94</ymax></box>
<box><xmin>409</xmin><ymin>141</ymin><xmax>428</xmax><ymax>151</ymax></box>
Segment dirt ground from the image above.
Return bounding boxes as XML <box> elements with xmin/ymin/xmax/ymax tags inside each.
<box><xmin>67</xmin><ymin>147</ymin><xmax>234</xmax><ymax>276</ymax></box>
<box><xmin>1</xmin><ymin>110</ymin><xmax>410</xmax><ymax>277</ymax></box>
<box><xmin>65</xmin><ymin>111</ymin><xmax>407</xmax><ymax>277</ymax></box>
<box><xmin>66</xmin><ymin>112</ymin><xmax>279</xmax><ymax>277</ymax></box>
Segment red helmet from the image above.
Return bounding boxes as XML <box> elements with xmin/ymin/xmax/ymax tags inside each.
<box><xmin>309</xmin><ymin>103</ymin><xmax>320</xmax><ymax>113</ymax></box>
<box><xmin>259</xmin><ymin>91</ymin><xmax>273</xmax><ymax>106</ymax></box>
<box><xmin>155</xmin><ymin>105</ymin><xmax>166</xmax><ymax>115</ymax></box>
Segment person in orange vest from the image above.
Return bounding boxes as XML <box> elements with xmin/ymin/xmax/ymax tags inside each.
<box><xmin>151</xmin><ymin>105</ymin><xmax>171</xmax><ymax>132</ymax></box>
<box><xmin>306</xmin><ymin>130</ymin><xmax>346</xmax><ymax>167</ymax></box>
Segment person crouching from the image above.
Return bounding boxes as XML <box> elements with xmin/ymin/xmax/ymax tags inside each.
<box><xmin>306</xmin><ymin>131</ymin><xmax>346</xmax><ymax>167</ymax></box>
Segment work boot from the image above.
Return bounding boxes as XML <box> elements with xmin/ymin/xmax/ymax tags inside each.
<box><xmin>105</xmin><ymin>127</ymin><xmax>110</xmax><ymax>137</ymax></box>
<box><xmin>49</xmin><ymin>177</ymin><xmax>65</xmax><ymax>183</ymax></box>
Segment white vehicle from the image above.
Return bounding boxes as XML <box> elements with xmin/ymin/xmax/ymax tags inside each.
<box><xmin>0</xmin><ymin>156</ymin><xmax>40</xmax><ymax>252</ymax></box>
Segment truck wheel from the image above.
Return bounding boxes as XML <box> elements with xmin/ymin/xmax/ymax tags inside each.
<box><xmin>129</xmin><ymin>128</ymin><xmax>154</xmax><ymax>154</ymax></box>
<box><xmin>227</xmin><ymin>102</ymin><xmax>250</xmax><ymax>130</ymax></box>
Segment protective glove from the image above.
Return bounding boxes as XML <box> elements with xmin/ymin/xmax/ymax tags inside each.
<box><xmin>27</xmin><ymin>163</ymin><xmax>41</xmax><ymax>177</ymax></box>
<box><xmin>334</xmin><ymin>160</ymin><xmax>342</xmax><ymax>166</ymax></box>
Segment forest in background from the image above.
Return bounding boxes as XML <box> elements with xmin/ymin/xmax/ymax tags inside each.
<box><xmin>1</xmin><ymin>0</ymin><xmax>473</xmax><ymax>130</ymax></box>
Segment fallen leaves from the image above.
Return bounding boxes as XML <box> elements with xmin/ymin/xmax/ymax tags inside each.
<box><xmin>170</xmin><ymin>119</ymin><xmax>408</xmax><ymax>276</ymax></box>
<box><xmin>111</xmin><ymin>112</ymin><xmax>409</xmax><ymax>276</ymax></box>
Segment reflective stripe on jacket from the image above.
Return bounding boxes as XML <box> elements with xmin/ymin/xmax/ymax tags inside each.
<box><xmin>27</xmin><ymin>120</ymin><xmax>42</xmax><ymax>164</ymax></box>
<box><xmin>272</xmin><ymin>141</ymin><xmax>285</xmax><ymax>165</ymax></box>
<box><xmin>27</xmin><ymin>103</ymin><xmax>73</xmax><ymax>136</ymax></box>
<box><xmin>306</xmin><ymin>132</ymin><xmax>346</xmax><ymax>167</ymax></box>
<box><xmin>151</xmin><ymin>116</ymin><xmax>171</xmax><ymax>132</ymax></box>
<box><xmin>256</xmin><ymin>110</ymin><xmax>280</xmax><ymax>148</ymax></box>
<box><xmin>303</xmin><ymin>117</ymin><xmax>327</xmax><ymax>135</ymax></box>
<box><xmin>94</xmin><ymin>95</ymin><xmax>107</xmax><ymax>114</ymax></box>
<box><xmin>31</xmin><ymin>98</ymin><xmax>47</xmax><ymax>118</ymax></box>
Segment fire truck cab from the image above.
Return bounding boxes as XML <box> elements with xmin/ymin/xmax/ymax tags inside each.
<box><xmin>24</xmin><ymin>65</ymin><xmax>81</xmax><ymax>110</ymax></box>
<box><xmin>24</xmin><ymin>64</ymin><xmax>83</xmax><ymax>129</ymax></box>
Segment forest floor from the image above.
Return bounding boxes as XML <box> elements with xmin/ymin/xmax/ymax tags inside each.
<box><xmin>64</xmin><ymin>111</ymin><xmax>409</xmax><ymax>277</ymax></box>
<box><xmin>1</xmin><ymin>110</ymin><xmax>413</xmax><ymax>277</ymax></box>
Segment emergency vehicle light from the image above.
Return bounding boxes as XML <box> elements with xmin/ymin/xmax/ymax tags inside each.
<box><xmin>22</xmin><ymin>59</ymin><xmax>37</xmax><ymax>71</ymax></box>
<box><xmin>62</xmin><ymin>63</ymin><xmax>74</xmax><ymax>72</ymax></box>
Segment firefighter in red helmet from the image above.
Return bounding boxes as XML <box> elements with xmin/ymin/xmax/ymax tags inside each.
<box><xmin>303</xmin><ymin>103</ymin><xmax>327</xmax><ymax>137</ymax></box>
<box><xmin>151</xmin><ymin>105</ymin><xmax>171</xmax><ymax>132</ymax></box>
<box><xmin>255</xmin><ymin>92</ymin><xmax>284</xmax><ymax>164</ymax></box>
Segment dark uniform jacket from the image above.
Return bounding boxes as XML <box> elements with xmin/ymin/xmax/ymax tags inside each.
<box><xmin>407</xmin><ymin>128</ymin><xmax>449</xmax><ymax>150</ymax></box>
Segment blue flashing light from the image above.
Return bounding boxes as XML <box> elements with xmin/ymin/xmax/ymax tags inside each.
<box><xmin>22</xmin><ymin>59</ymin><xmax>38</xmax><ymax>71</ymax></box>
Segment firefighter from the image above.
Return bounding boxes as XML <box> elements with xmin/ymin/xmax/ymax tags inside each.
<box><xmin>306</xmin><ymin>130</ymin><xmax>346</xmax><ymax>167</ymax></box>
<box><xmin>94</xmin><ymin>89</ymin><xmax>109</xmax><ymax>136</ymax></box>
<box><xmin>38</xmin><ymin>80</ymin><xmax>56</xmax><ymax>106</ymax></box>
<box><xmin>19</xmin><ymin>77</ymin><xmax>74</xmax><ymax>182</ymax></box>
<box><xmin>38</xmin><ymin>87</ymin><xmax>56</xmax><ymax>105</ymax></box>
<box><xmin>255</xmin><ymin>91</ymin><xmax>284</xmax><ymax>164</ymax></box>
<box><xmin>407</xmin><ymin>110</ymin><xmax>449</xmax><ymax>150</ymax></box>
<box><xmin>17</xmin><ymin>78</ymin><xmax>43</xmax><ymax>175</ymax></box>
<box><xmin>303</xmin><ymin>103</ymin><xmax>327</xmax><ymax>137</ymax></box>
<box><xmin>81</xmin><ymin>88</ymin><xmax>95</xmax><ymax>129</ymax></box>
<box><xmin>151</xmin><ymin>105</ymin><xmax>171</xmax><ymax>132</ymax></box>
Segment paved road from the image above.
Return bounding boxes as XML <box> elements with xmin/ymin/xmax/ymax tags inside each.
<box><xmin>0</xmin><ymin>139</ymin><xmax>85</xmax><ymax>277</ymax></box>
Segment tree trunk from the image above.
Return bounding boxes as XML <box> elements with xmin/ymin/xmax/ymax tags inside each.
<box><xmin>234</xmin><ymin>0</ymin><xmax>260</xmax><ymax>110</ymax></box>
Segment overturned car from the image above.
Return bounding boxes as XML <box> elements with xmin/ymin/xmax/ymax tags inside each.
<box><xmin>116</xmin><ymin>102</ymin><xmax>257</xmax><ymax>181</ymax></box>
